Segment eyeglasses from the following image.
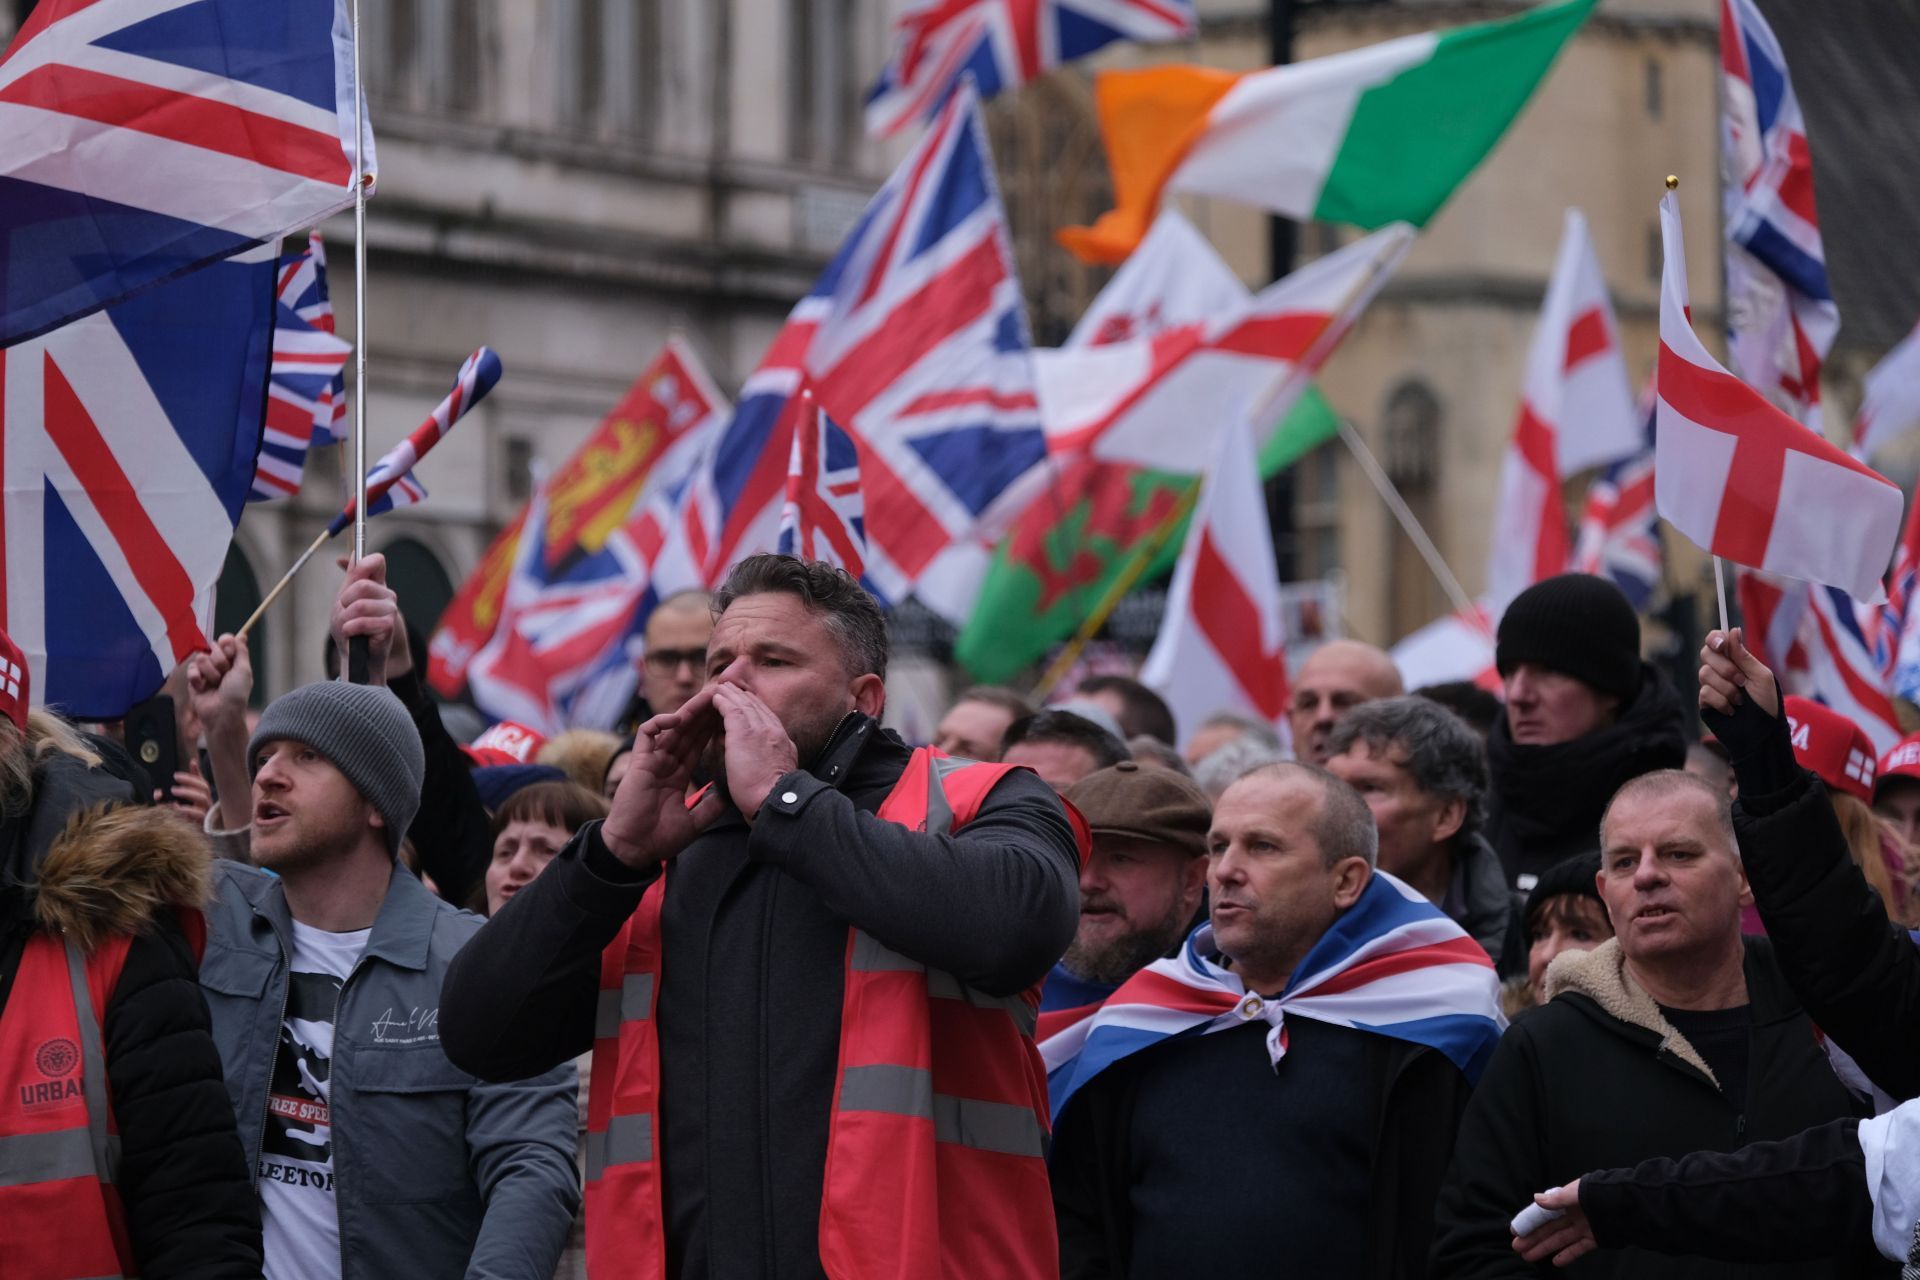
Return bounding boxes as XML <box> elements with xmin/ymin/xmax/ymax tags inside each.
<box><xmin>643</xmin><ymin>648</ymin><xmax>707</xmax><ymax>676</ymax></box>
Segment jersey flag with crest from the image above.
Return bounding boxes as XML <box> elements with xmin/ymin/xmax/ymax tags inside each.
<box><xmin>0</xmin><ymin>0</ymin><xmax>373</xmax><ymax>348</ymax></box>
<box><xmin>0</xmin><ymin>247</ymin><xmax>275</xmax><ymax>719</ymax></box>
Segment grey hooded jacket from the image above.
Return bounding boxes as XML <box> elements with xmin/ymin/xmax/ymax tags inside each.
<box><xmin>200</xmin><ymin>858</ymin><xmax>580</xmax><ymax>1280</ymax></box>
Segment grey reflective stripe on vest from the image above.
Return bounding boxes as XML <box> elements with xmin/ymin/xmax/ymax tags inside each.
<box><xmin>595</xmin><ymin>973</ymin><xmax>655</xmax><ymax>1039</ymax></box>
<box><xmin>65</xmin><ymin>941</ymin><xmax>118</xmax><ymax>1186</ymax></box>
<box><xmin>0</xmin><ymin>1127</ymin><xmax>103</xmax><ymax>1188</ymax></box>
<box><xmin>924</xmin><ymin>970</ymin><xmax>1038</xmax><ymax>1038</ymax></box>
<box><xmin>585</xmin><ymin>1112</ymin><xmax>654</xmax><ymax>1180</ymax></box>
<box><xmin>838</xmin><ymin>1064</ymin><xmax>1046</xmax><ymax>1160</ymax></box>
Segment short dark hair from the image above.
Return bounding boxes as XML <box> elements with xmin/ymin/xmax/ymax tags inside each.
<box><xmin>954</xmin><ymin>685</ymin><xmax>1034</xmax><ymax>720</ymax></box>
<box><xmin>489</xmin><ymin>779</ymin><xmax>609</xmax><ymax>842</ymax></box>
<box><xmin>1326</xmin><ymin>696</ymin><xmax>1490</xmax><ymax>842</ymax></box>
<box><xmin>713</xmin><ymin>554</ymin><xmax>889</xmax><ymax>680</ymax></box>
<box><xmin>1002</xmin><ymin>709</ymin><xmax>1129</xmax><ymax>769</ymax></box>
<box><xmin>1076</xmin><ymin>675</ymin><xmax>1177</xmax><ymax>745</ymax></box>
<box><xmin>1233</xmin><ymin>762</ymin><xmax>1379</xmax><ymax>870</ymax></box>
<box><xmin>1412</xmin><ymin>681</ymin><xmax>1503</xmax><ymax>737</ymax></box>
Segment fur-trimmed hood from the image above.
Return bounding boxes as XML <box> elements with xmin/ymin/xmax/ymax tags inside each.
<box><xmin>1542</xmin><ymin>937</ymin><xmax>1718</xmax><ymax>1086</ymax></box>
<box><xmin>29</xmin><ymin>802</ymin><xmax>214</xmax><ymax>950</ymax></box>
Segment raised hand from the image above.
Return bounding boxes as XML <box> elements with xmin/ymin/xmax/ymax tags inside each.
<box><xmin>332</xmin><ymin>553</ymin><xmax>398</xmax><ymax>687</ymax></box>
<box><xmin>601</xmin><ymin>685</ymin><xmax>726</xmax><ymax>870</ymax></box>
<box><xmin>711</xmin><ymin>683</ymin><xmax>800</xmax><ymax>822</ymax></box>
<box><xmin>167</xmin><ymin>764</ymin><xmax>213</xmax><ymax>824</ymax></box>
<box><xmin>188</xmin><ymin>634</ymin><xmax>252</xmax><ymax>736</ymax></box>
<box><xmin>1698</xmin><ymin>627</ymin><xmax>1780</xmax><ymax>719</ymax></box>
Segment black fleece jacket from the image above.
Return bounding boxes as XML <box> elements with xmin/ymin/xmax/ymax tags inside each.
<box><xmin>439</xmin><ymin>714</ymin><xmax>1080</xmax><ymax>1279</ymax></box>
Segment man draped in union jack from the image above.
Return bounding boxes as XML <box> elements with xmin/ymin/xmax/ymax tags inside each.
<box><xmin>0</xmin><ymin>247</ymin><xmax>274</xmax><ymax>718</ymax></box>
<box><xmin>0</xmin><ymin>0</ymin><xmax>372</xmax><ymax>347</ymax></box>
<box><xmin>1720</xmin><ymin>0</ymin><xmax>1838</xmax><ymax>429</ymax></box>
<box><xmin>865</xmin><ymin>0</ymin><xmax>1196</xmax><ymax>138</ymax></box>
<box><xmin>690</xmin><ymin>80</ymin><xmax>1045</xmax><ymax>621</ymax></box>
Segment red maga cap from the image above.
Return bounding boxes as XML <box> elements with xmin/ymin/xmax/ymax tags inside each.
<box><xmin>461</xmin><ymin>720</ymin><xmax>546</xmax><ymax>768</ymax></box>
<box><xmin>1783</xmin><ymin>696</ymin><xmax>1876</xmax><ymax>803</ymax></box>
<box><xmin>1877</xmin><ymin>732</ymin><xmax>1920</xmax><ymax>794</ymax></box>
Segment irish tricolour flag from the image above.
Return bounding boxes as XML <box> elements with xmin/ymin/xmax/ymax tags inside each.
<box><xmin>1061</xmin><ymin>0</ymin><xmax>1597</xmax><ymax>264</ymax></box>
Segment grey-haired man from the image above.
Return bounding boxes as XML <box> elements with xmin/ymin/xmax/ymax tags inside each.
<box><xmin>1327</xmin><ymin>696</ymin><xmax>1515</xmax><ymax>970</ymax></box>
<box><xmin>191</xmin><ymin>671</ymin><xmax>580</xmax><ymax>1280</ymax></box>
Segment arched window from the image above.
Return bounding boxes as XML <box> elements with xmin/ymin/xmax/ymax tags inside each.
<box><xmin>1380</xmin><ymin>380</ymin><xmax>1444</xmax><ymax>641</ymax></box>
<box><xmin>381</xmin><ymin>537</ymin><xmax>456</xmax><ymax>640</ymax></box>
<box><xmin>212</xmin><ymin>544</ymin><xmax>267</xmax><ymax>707</ymax></box>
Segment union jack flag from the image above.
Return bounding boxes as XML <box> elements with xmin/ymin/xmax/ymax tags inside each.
<box><xmin>776</xmin><ymin>390</ymin><xmax>867</xmax><ymax>578</ymax></box>
<box><xmin>1719</xmin><ymin>0</ymin><xmax>1837</xmax><ymax>429</ymax></box>
<box><xmin>865</xmin><ymin>0</ymin><xmax>1197</xmax><ymax>138</ymax></box>
<box><xmin>1738</xmin><ymin>570</ymin><xmax>1902</xmax><ymax>757</ymax></box>
<box><xmin>331</xmin><ymin>347</ymin><xmax>501</xmax><ymax>534</ymax></box>
<box><xmin>1884</xmin><ymin>494</ymin><xmax>1920</xmax><ymax>702</ymax></box>
<box><xmin>1572</xmin><ymin>398</ymin><xmax>1660</xmax><ymax>611</ymax></box>
<box><xmin>1042</xmin><ymin>872</ymin><xmax>1505</xmax><ymax>1121</ymax></box>
<box><xmin>0</xmin><ymin>246</ymin><xmax>275</xmax><ymax>719</ymax></box>
<box><xmin>0</xmin><ymin>0</ymin><xmax>372</xmax><ymax>348</ymax></box>
<box><xmin>693</xmin><ymin>82</ymin><xmax>1045</xmax><ymax>620</ymax></box>
<box><xmin>252</xmin><ymin>235</ymin><xmax>351</xmax><ymax>501</ymax></box>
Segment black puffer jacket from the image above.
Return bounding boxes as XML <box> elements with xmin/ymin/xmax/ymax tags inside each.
<box><xmin>0</xmin><ymin>752</ymin><xmax>260</xmax><ymax>1278</ymax></box>
<box><xmin>1485</xmin><ymin>662</ymin><xmax>1689</xmax><ymax>892</ymax></box>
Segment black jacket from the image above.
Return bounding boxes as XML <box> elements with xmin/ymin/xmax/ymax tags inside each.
<box><xmin>1712</xmin><ymin>698</ymin><xmax>1920</xmax><ymax>1101</ymax></box>
<box><xmin>0</xmin><ymin>753</ymin><xmax>261</xmax><ymax>1278</ymax></box>
<box><xmin>1484</xmin><ymin>662</ymin><xmax>1689</xmax><ymax>891</ymax></box>
<box><xmin>439</xmin><ymin>714</ymin><xmax>1080</xmax><ymax>1279</ymax></box>
<box><xmin>1052</xmin><ymin>1017</ymin><xmax>1471</xmax><ymax>1279</ymax></box>
<box><xmin>1431</xmin><ymin>936</ymin><xmax>1877</xmax><ymax>1279</ymax></box>
<box><xmin>390</xmin><ymin>668</ymin><xmax>494</xmax><ymax>906</ymax></box>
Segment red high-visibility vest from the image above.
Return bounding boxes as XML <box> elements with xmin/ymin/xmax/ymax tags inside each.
<box><xmin>0</xmin><ymin>930</ymin><xmax>137</xmax><ymax>1279</ymax></box>
<box><xmin>584</xmin><ymin>748</ymin><xmax>1077</xmax><ymax>1279</ymax></box>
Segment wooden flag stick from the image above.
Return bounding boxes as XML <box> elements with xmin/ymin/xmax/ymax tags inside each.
<box><xmin>236</xmin><ymin>528</ymin><xmax>333</xmax><ymax>640</ymax></box>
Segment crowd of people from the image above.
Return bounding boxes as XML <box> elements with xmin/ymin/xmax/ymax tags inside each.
<box><xmin>5</xmin><ymin>555</ymin><xmax>1920</xmax><ymax>1278</ymax></box>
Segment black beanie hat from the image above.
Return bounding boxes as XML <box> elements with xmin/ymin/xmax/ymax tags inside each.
<box><xmin>1495</xmin><ymin>573</ymin><xmax>1642</xmax><ymax>703</ymax></box>
<box><xmin>1523</xmin><ymin>852</ymin><xmax>1605</xmax><ymax>935</ymax></box>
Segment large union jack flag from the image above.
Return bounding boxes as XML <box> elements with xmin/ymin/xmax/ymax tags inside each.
<box><xmin>1719</xmin><ymin>0</ymin><xmax>1837</xmax><ymax>429</ymax></box>
<box><xmin>865</xmin><ymin>0</ymin><xmax>1196</xmax><ymax>138</ymax></box>
<box><xmin>0</xmin><ymin>0</ymin><xmax>371</xmax><ymax>348</ymax></box>
<box><xmin>0</xmin><ymin>246</ymin><xmax>274</xmax><ymax>719</ymax></box>
<box><xmin>691</xmin><ymin>81</ymin><xmax>1045</xmax><ymax>620</ymax></box>
<box><xmin>252</xmin><ymin>234</ymin><xmax>350</xmax><ymax>501</ymax></box>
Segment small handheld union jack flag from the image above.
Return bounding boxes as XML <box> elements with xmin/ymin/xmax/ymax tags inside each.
<box><xmin>328</xmin><ymin>347</ymin><xmax>503</xmax><ymax>536</ymax></box>
<box><xmin>777</xmin><ymin>388</ymin><xmax>867</xmax><ymax>578</ymax></box>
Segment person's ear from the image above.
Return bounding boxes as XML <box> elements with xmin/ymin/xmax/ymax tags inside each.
<box><xmin>1180</xmin><ymin>855</ymin><xmax>1208</xmax><ymax>914</ymax></box>
<box><xmin>850</xmin><ymin>673</ymin><xmax>886</xmax><ymax>719</ymax></box>
<box><xmin>1431</xmin><ymin>796</ymin><xmax>1467</xmax><ymax>846</ymax></box>
<box><xmin>1332</xmin><ymin>856</ymin><xmax>1371</xmax><ymax>909</ymax></box>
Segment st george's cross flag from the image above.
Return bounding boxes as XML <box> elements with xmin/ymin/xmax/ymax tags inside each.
<box><xmin>864</xmin><ymin>0</ymin><xmax>1196</xmax><ymax>139</ymax></box>
<box><xmin>1059</xmin><ymin>0</ymin><xmax>1594</xmax><ymax>264</ymax></box>
<box><xmin>0</xmin><ymin>247</ymin><xmax>275</xmax><ymax>719</ymax></box>
<box><xmin>0</xmin><ymin>0</ymin><xmax>373</xmax><ymax>347</ymax></box>
<box><xmin>1854</xmin><ymin>320</ymin><xmax>1920</xmax><ymax>462</ymax></box>
<box><xmin>1138</xmin><ymin>420</ymin><xmax>1288</xmax><ymax>748</ymax></box>
<box><xmin>1654</xmin><ymin>190</ymin><xmax>1902</xmax><ymax>604</ymax></box>
<box><xmin>1485</xmin><ymin>209</ymin><xmax>1638</xmax><ymax>621</ymax></box>
<box><xmin>1041</xmin><ymin>872</ymin><xmax>1505</xmax><ymax>1120</ymax></box>
<box><xmin>1064</xmin><ymin>209</ymin><xmax>1247</xmax><ymax>350</ymax></box>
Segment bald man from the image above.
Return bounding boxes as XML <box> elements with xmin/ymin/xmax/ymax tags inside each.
<box><xmin>1289</xmin><ymin>640</ymin><xmax>1404</xmax><ymax>765</ymax></box>
<box><xmin>638</xmin><ymin>589</ymin><xmax>713</xmax><ymax>717</ymax></box>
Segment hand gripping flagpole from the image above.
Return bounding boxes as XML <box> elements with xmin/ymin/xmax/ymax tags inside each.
<box><xmin>348</xmin><ymin>0</ymin><xmax>372</xmax><ymax>682</ymax></box>
<box><xmin>236</xmin><ymin>350</ymin><xmax>504</xmax><ymax>640</ymax></box>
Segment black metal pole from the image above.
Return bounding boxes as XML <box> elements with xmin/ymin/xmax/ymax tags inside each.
<box><xmin>1267</xmin><ymin>0</ymin><xmax>1297</xmax><ymax>282</ymax></box>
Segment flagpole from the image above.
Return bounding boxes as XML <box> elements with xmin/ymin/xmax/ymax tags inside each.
<box><xmin>1713</xmin><ymin>556</ymin><xmax>1730</xmax><ymax>634</ymax></box>
<box><xmin>1337</xmin><ymin>419</ymin><xmax>1485</xmax><ymax>632</ymax></box>
<box><xmin>236</xmin><ymin>530</ymin><xmax>333</xmax><ymax>641</ymax></box>
<box><xmin>347</xmin><ymin>0</ymin><xmax>371</xmax><ymax>684</ymax></box>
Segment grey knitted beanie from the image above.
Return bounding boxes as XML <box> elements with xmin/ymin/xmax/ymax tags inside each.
<box><xmin>249</xmin><ymin>682</ymin><xmax>425</xmax><ymax>855</ymax></box>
